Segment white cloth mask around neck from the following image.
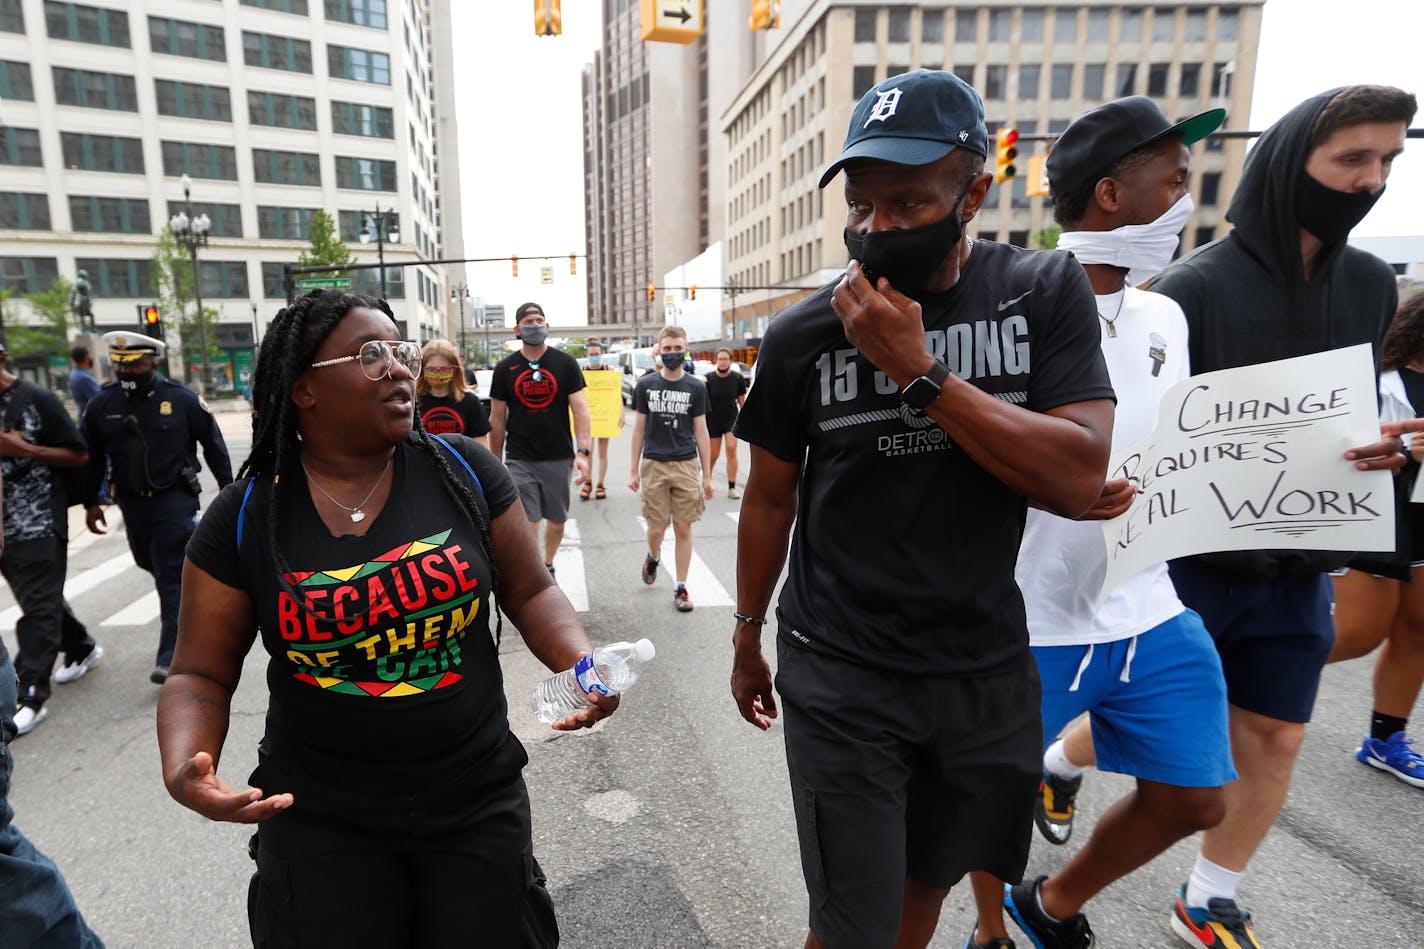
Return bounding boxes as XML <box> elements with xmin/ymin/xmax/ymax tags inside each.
<box><xmin>1057</xmin><ymin>193</ymin><xmax>1195</xmax><ymax>288</ymax></box>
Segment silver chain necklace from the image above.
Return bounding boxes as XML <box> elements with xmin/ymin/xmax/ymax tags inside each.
<box><xmin>302</xmin><ymin>456</ymin><xmax>392</xmax><ymax>523</ymax></box>
<box><xmin>1099</xmin><ymin>289</ymin><xmax>1127</xmax><ymax>338</ymax></box>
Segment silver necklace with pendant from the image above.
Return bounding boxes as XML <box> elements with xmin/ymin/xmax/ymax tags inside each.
<box><xmin>302</xmin><ymin>456</ymin><xmax>392</xmax><ymax>523</ymax></box>
<box><xmin>1099</xmin><ymin>289</ymin><xmax>1127</xmax><ymax>338</ymax></box>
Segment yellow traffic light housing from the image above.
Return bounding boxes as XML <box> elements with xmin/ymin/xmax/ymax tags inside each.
<box><xmin>749</xmin><ymin>0</ymin><xmax>780</xmax><ymax>30</ymax></box>
<box><xmin>511</xmin><ymin>256</ymin><xmax>519</xmax><ymax>277</ymax></box>
<box><xmin>569</xmin><ymin>253</ymin><xmax>578</xmax><ymax>275</ymax></box>
<box><xmin>534</xmin><ymin>0</ymin><xmax>561</xmax><ymax>37</ymax></box>
<box><xmin>647</xmin><ymin>284</ymin><xmax>656</xmax><ymax>302</ymax></box>
<box><xmin>689</xmin><ymin>284</ymin><xmax>697</xmax><ymax>301</ymax></box>
<box><xmin>994</xmin><ymin>128</ymin><xmax>1019</xmax><ymax>184</ymax></box>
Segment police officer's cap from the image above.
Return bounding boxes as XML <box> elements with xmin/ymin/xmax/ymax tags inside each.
<box><xmin>102</xmin><ymin>330</ymin><xmax>166</xmax><ymax>363</ymax></box>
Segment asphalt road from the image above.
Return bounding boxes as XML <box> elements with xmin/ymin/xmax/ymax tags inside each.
<box><xmin>5</xmin><ymin>406</ymin><xmax>1421</xmax><ymax>947</ymax></box>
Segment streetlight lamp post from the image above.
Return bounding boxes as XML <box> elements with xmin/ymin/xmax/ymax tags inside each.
<box><xmin>169</xmin><ymin>174</ymin><xmax>211</xmax><ymax>391</ymax></box>
<box><xmin>451</xmin><ymin>283</ymin><xmax>470</xmax><ymax>363</ymax></box>
<box><xmin>358</xmin><ymin>206</ymin><xmax>400</xmax><ymax>299</ymax></box>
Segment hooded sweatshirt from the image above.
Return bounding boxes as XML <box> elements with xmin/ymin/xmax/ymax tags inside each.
<box><xmin>1146</xmin><ymin>88</ymin><xmax>1399</xmax><ymax>581</ymax></box>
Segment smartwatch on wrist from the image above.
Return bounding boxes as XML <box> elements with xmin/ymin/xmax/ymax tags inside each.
<box><xmin>576</xmin><ymin>448</ymin><xmax>591</xmax><ymax>457</ymax></box>
<box><xmin>900</xmin><ymin>359</ymin><xmax>950</xmax><ymax>410</ymax></box>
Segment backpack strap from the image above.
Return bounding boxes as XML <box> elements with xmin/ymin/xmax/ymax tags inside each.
<box><xmin>431</xmin><ymin>434</ymin><xmax>484</xmax><ymax>496</ymax></box>
<box><xmin>235</xmin><ymin>478</ymin><xmax>258</xmax><ymax>549</ymax></box>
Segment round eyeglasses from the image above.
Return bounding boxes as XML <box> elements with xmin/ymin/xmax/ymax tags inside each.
<box><xmin>311</xmin><ymin>340</ymin><xmax>422</xmax><ymax>381</ymax></box>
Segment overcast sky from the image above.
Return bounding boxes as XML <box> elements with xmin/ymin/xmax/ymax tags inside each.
<box><xmin>450</xmin><ymin>1</ymin><xmax>1423</xmax><ymax>325</ymax></box>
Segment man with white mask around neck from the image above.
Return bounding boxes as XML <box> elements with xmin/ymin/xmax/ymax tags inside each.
<box><xmin>964</xmin><ymin>96</ymin><xmax>1236</xmax><ymax>949</ymax></box>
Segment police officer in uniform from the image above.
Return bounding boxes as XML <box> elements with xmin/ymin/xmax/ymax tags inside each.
<box><xmin>82</xmin><ymin>332</ymin><xmax>233</xmax><ymax>684</ymax></box>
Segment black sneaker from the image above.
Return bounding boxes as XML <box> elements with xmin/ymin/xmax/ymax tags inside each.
<box><xmin>1034</xmin><ymin>770</ymin><xmax>1083</xmax><ymax>845</ymax></box>
<box><xmin>641</xmin><ymin>554</ymin><xmax>659</xmax><ymax>586</ymax></box>
<box><xmin>1004</xmin><ymin>876</ymin><xmax>1095</xmax><ymax>949</ymax></box>
<box><xmin>961</xmin><ymin>933</ymin><xmax>1017</xmax><ymax>949</ymax></box>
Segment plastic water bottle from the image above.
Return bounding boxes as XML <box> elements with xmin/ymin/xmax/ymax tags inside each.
<box><xmin>530</xmin><ymin>639</ymin><xmax>656</xmax><ymax>724</ymax></box>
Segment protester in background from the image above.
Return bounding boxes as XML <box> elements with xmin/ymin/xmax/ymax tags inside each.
<box><xmin>158</xmin><ymin>290</ymin><xmax>612</xmax><ymax>947</ymax></box>
<box><xmin>0</xmin><ymin>340</ymin><xmax>97</xmax><ymax>736</ymax></box>
<box><xmin>417</xmin><ymin>338</ymin><xmax>489</xmax><ymax>448</ymax></box>
<box><xmin>628</xmin><ymin>325</ymin><xmax>714</xmax><ymax>612</ymax></box>
<box><xmin>489</xmin><ymin>303</ymin><xmax>592</xmax><ymax>577</ymax></box>
<box><xmin>703</xmin><ymin>348</ymin><xmax>748</xmax><ymax>499</ymax></box>
<box><xmin>1329</xmin><ymin>290</ymin><xmax>1424</xmax><ymax>792</ymax></box>
<box><xmin>68</xmin><ymin>345</ymin><xmax>100</xmax><ymax>420</ymax></box>
<box><xmin>579</xmin><ymin>340</ymin><xmax>622</xmax><ymax>501</ymax></box>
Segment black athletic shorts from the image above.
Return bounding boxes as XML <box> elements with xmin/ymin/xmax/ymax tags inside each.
<box><xmin>776</xmin><ymin>636</ymin><xmax>1042</xmax><ymax>949</ymax></box>
<box><xmin>707</xmin><ymin>409</ymin><xmax>738</xmax><ymax>438</ymax></box>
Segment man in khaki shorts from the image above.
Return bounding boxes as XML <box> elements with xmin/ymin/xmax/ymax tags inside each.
<box><xmin>628</xmin><ymin>325</ymin><xmax>714</xmax><ymax>612</ymax></box>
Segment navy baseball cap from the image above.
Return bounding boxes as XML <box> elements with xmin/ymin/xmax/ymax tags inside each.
<box><xmin>819</xmin><ymin>69</ymin><xmax>989</xmax><ymax>189</ymax></box>
<box><xmin>1047</xmin><ymin>96</ymin><xmax>1225</xmax><ymax>196</ymax></box>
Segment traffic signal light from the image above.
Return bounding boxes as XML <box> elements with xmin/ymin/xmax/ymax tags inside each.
<box><xmin>994</xmin><ymin>128</ymin><xmax>1019</xmax><ymax>183</ymax></box>
<box><xmin>569</xmin><ymin>253</ymin><xmax>577</xmax><ymax>275</ymax></box>
<box><xmin>647</xmin><ymin>284</ymin><xmax>656</xmax><ymax>302</ymax></box>
<box><xmin>139</xmin><ymin>303</ymin><xmax>164</xmax><ymax>339</ymax></box>
<box><xmin>534</xmin><ymin>0</ymin><xmax>561</xmax><ymax>36</ymax></box>
<box><xmin>749</xmin><ymin>0</ymin><xmax>780</xmax><ymax>30</ymax></box>
<box><xmin>511</xmin><ymin>255</ymin><xmax>519</xmax><ymax>277</ymax></box>
<box><xmin>689</xmin><ymin>284</ymin><xmax>696</xmax><ymax>301</ymax></box>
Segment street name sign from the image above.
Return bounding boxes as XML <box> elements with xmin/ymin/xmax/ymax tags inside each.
<box><xmin>296</xmin><ymin>277</ymin><xmax>352</xmax><ymax>290</ymax></box>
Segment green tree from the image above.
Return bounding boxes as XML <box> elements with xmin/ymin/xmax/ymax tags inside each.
<box><xmin>152</xmin><ymin>225</ymin><xmax>220</xmax><ymax>376</ymax></box>
<box><xmin>1032</xmin><ymin>223</ymin><xmax>1062</xmax><ymax>250</ymax></box>
<box><xmin>298</xmin><ymin>209</ymin><xmax>357</xmax><ymax>279</ymax></box>
<box><xmin>7</xmin><ymin>276</ymin><xmax>73</xmax><ymax>357</ymax></box>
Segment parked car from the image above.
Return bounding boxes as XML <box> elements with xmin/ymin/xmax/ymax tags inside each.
<box><xmin>471</xmin><ymin>368</ymin><xmax>495</xmax><ymax>415</ymax></box>
<box><xmin>618</xmin><ymin>348</ymin><xmax>657</xmax><ymax>405</ymax></box>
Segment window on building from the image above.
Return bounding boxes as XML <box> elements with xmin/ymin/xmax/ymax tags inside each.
<box><xmin>922</xmin><ymin>10</ymin><xmax>943</xmax><ymax>42</ymax></box>
<box><xmin>331</xmin><ymin>100</ymin><xmax>394</xmax><ymax>138</ymax></box>
<box><xmin>1212</xmin><ymin>61</ymin><xmax>1233</xmax><ymax>99</ymax></box>
<box><xmin>848</xmin><ymin>8</ymin><xmax>871</xmax><ymax>42</ymax></box>
<box><xmin>1194</xmin><ymin>225</ymin><xmax>1215</xmax><ymax>248</ymax></box>
<box><xmin>987</xmin><ymin>8</ymin><xmax>1010</xmax><ymax>41</ymax></box>
<box><xmin>241</xmin><ymin>0</ymin><xmax>308</xmax><ymax>14</ymax></box>
<box><xmin>248</xmin><ymin>91</ymin><xmax>318</xmax><ymax>130</ymax></box>
<box><xmin>69</xmin><ymin>195</ymin><xmax>149</xmax><ymax>233</ymax></box>
<box><xmin>0</xmin><ymin>258</ymin><xmax>60</xmax><ymax>294</ymax></box>
<box><xmin>0</xmin><ymin>0</ymin><xmax>23</xmax><ymax>33</ymax></box>
<box><xmin>983</xmin><ymin>63</ymin><xmax>1007</xmax><ymax>99</ymax></box>
<box><xmin>1011</xmin><ymin>174</ymin><xmax>1030</xmax><ymax>209</ymax></box>
<box><xmin>253</xmin><ymin>148</ymin><xmax>321</xmax><ymax>186</ymax></box>
<box><xmin>1206</xmin><ymin>134</ymin><xmax>1224</xmax><ymax>152</ymax></box>
<box><xmin>887</xmin><ymin>7</ymin><xmax>910</xmax><ymax>42</ymax></box>
<box><xmin>1050</xmin><ymin>63</ymin><xmax>1072</xmax><ymax>99</ymax></box>
<box><xmin>1018</xmin><ymin>63</ymin><xmax>1040</xmax><ymax>98</ymax></box>
<box><xmin>954</xmin><ymin>9</ymin><xmax>977</xmax><ymax>43</ymax></box>
<box><xmin>74</xmin><ymin>257</ymin><xmax>153</xmax><ymax>297</ymax></box>
<box><xmin>148</xmin><ymin>17</ymin><xmax>226</xmax><ymax>60</ymax></box>
<box><xmin>1218</xmin><ymin>7</ymin><xmax>1239</xmax><ymax>41</ymax></box>
<box><xmin>328</xmin><ymin>44</ymin><xmax>390</xmax><ymax>83</ymax></box>
<box><xmin>160</xmin><ymin>141</ymin><xmax>238</xmax><ymax>180</ymax></box>
<box><xmin>337</xmin><ymin>209</ymin><xmax>365</xmax><ymax>241</ymax></box>
<box><xmin>336</xmin><ymin>156</ymin><xmax>396</xmax><ymax>191</ymax></box>
<box><xmin>1148</xmin><ymin>63</ymin><xmax>1169</xmax><ymax>97</ymax></box>
<box><xmin>243</xmin><ymin>30</ymin><xmax>312</xmax><ymax>72</ymax></box>
<box><xmin>0</xmin><ymin>59</ymin><xmax>32</xmax><ymax>100</ymax></box>
<box><xmin>1081</xmin><ymin>63</ymin><xmax>1104</xmax><ymax>99</ymax></box>
<box><xmin>1116</xmin><ymin>63</ymin><xmax>1137</xmax><ymax>97</ymax></box>
<box><xmin>199</xmin><ymin>261</ymin><xmax>249</xmax><ymax>298</ymax></box>
<box><xmin>1180</xmin><ymin>62</ymin><xmax>1201</xmax><ymax>98</ymax></box>
<box><xmin>53</xmin><ymin>67</ymin><xmax>138</xmax><ymax>110</ymax></box>
<box><xmin>1185</xmin><ymin>7</ymin><xmax>1206</xmax><ymax>40</ymax></box>
<box><xmin>1152</xmin><ymin>9</ymin><xmax>1176</xmax><ymax>41</ymax></box>
<box><xmin>0</xmin><ymin>193</ymin><xmax>52</xmax><ymax>230</ymax></box>
<box><xmin>350</xmin><ymin>265</ymin><xmax>402</xmax><ymax>298</ymax></box>
<box><xmin>260</xmin><ymin>261</ymin><xmax>288</xmax><ymax>298</ymax></box>
<box><xmin>257</xmin><ymin>206</ymin><xmax>317</xmax><ymax>239</ymax></box>
<box><xmin>1052</xmin><ymin>9</ymin><xmax>1076</xmax><ymax>43</ymax></box>
<box><xmin>155</xmin><ymin>80</ymin><xmax>232</xmax><ymax>121</ymax></box>
<box><xmin>1118</xmin><ymin>9</ymin><xmax>1142</xmax><ymax>41</ymax></box>
<box><xmin>1200</xmin><ymin>171</ymin><xmax>1221</xmax><ymax>205</ymax></box>
<box><xmin>167</xmin><ymin>201</ymin><xmax>242</xmax><ymax>237</ymax></box>
<box><xmin>1008</xmin><ymin>230</ymin><xmax>1029</xmax><ymax>248</ymax></box>
<box><xmin>60</xmin><ymin>131</ymin><xmax>142</xmax><ymax>172</ymax></box>
<box><xmin>852</xmin><ymin>65</ymin><xmax>877</xmax><ymax>99</ymax></box>
<box><xmin>1021</xmin><ymin>7</ymin><xmax>1044</xmax><ymax>41</ymax></box>
<box><xmin>1086</xmin><ymin>9</ymin><xmax>1109</xmax><ymax>40</ymax></box>
<box><xmin>325</xmin><ymin>0</ymin><xmax>386</xmax><ymax>29</ymax></box>
<box><xmin>44</xmin><ymin>1</ymin><xmax>129</xmax><ymax>46</ymax></box>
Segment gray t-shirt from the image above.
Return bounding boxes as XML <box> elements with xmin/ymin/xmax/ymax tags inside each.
<box><xmin>634</xmin><ymin>372</ymin><xmax>707</xmax><ymax>462</ymax></box>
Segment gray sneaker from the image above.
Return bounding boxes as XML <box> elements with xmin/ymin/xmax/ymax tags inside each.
<box><xmin>54</xmin><ymin>645</ymin><xmax>104</xmax><ymax>684</ymax></box>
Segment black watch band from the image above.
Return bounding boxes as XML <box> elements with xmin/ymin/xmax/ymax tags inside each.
<box><xmin>900</xmin><ymin>359</ymin><xmax>951</xmax><ymax>410</ymax></box>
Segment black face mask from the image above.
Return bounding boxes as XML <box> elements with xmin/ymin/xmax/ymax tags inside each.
<box><xmin>1295</xmin><ymin>170</ymin><xmax>1384</xmax><ymax>245</ymax></box>
<box><xmin>843</xmin><ymin>189</ymin><xmax>969</xmax><ymax>292</ymax></box>
<box><xmin>118</xmin><ymin>370</ymin><xmax>156</xmax><ymax>397</ymax></box>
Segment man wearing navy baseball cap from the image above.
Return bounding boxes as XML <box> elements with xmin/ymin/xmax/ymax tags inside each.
<box><xmin>730</xmin><ymin>69</ymin><xmax>1118</xmax><ymax>949</ymax></box>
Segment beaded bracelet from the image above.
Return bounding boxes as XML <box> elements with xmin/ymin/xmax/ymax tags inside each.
<box><xmin>734</xmin><ymin>612</ymin><xmax>767</xmax><ymax>626</ymax></box>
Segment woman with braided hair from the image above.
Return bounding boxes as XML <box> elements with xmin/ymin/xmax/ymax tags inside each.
<box><xmin>157</xmin><ymin>291</ymin><xmax>610</xmax><ymax>947</ymax></box>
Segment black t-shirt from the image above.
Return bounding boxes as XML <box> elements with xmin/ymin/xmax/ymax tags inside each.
<box><xmin>489</xmin><ymin>348</ymin><xmax>585</xmax><ymax>462</ymax></box>
<box><xmin>418</xmin><ymin>392</ymin><xmax>491</xmax><ymax>439</ymax></box>
<box><xmin>634</xmin><ymin>372</ymin><xmax>707</xmax><ymax>462</ymax></box>
<box><xmin>703</xmin><ymin>369</ymin><xmax>747</xmax><ymax>425</ymax></box>
<box><xmin>0</xmin><ymin>383</ymin><xmax>85</xmax><ymax>542</ymax></box>
<box><xmin>735</xmin><ymin>241</ymin><xmax>1114</xmax><ymax>676</ymax></box>
<box><xmin>186</xmin><ymin>435</ymin><xmax>521</xmax><ymax>811</ymax></box>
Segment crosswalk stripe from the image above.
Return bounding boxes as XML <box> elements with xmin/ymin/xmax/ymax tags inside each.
<box><xmin>552</xmin><ymin>519</ymin><xmax>588</xmax><ymax>613</ymax></box>
<box><xmin>69</xmin><ymin>510</ymin><xmax>125</xmax><ymax>553</ymax></box>
<box><xmin>0</xmin><ymin>552</ymin><xmax>136</xmax><ymax>631</ymax></box>
<box><xmin>100</xmin><ymin>590</ymin><xmax>160</xmax><ymax>627</ymax></box>
<box><xmin>634</xmin><ymin>517</ymin><xmax>735</xmax><ymax>606</ymax></box>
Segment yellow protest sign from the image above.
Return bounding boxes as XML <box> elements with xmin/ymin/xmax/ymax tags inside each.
<box><xmin>580</xmin><ymin>369</ymin><xmax>623</xmax><ymax>439</ymax></box>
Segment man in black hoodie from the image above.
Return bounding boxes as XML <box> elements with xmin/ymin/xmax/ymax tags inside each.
<box><xmin>1145</xmin><ymin>85</ymin><xmax>1416</xmax><ymax>948</ymax></box>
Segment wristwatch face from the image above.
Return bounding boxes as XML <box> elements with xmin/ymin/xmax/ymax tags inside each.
<box><xmin>900</xmin><ymin>376</ymin><xmax>939</xmax><ymax>410</ymax></box>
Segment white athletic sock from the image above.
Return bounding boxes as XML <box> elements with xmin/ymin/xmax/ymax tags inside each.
<box><xmin>1033</xmin><ymin>880</ymin><xmax>1063</xmax><ymax>924</ymax></box>
<box><xmin>1185</xmin><ymin>855</ymin><xmax>1243</xmax><ymax>908</ymax></box>
<box><xmin>1043</xmin><ymin>739</ymin><xmax>1085</xmax><ymax>781</ymax></box>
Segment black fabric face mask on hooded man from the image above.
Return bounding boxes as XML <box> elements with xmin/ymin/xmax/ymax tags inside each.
<box><xmin>1294</xmin><ymin>168</ymin><xmax>1385</xmax><ymax>245</ymax></box>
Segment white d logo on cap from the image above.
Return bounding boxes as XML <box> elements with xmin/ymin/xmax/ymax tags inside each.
<box><xmin>864</xmin><ymin>88</ymin><xmax>904</xmax><ymax>127</ymax></box>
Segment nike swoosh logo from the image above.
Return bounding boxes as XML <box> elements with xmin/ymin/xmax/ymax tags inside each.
<box><xmin>997</xmin><ymin>290</ymin><xmax>1032</xmax><ymax>311</ymax></box>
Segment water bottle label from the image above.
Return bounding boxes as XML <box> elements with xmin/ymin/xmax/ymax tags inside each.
<box><xmin>574</xmin><ymin>654</ymin><xmax>610</xmax><ymax>697</ymax></box>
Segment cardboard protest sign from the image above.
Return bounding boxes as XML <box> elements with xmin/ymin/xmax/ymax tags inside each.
<box><xmin>580</xmin><ymin>369</ymin><xmax>623</xmax><ymax>439</ymax></box>
<box><xmin>1100</xmin><ymin>343</ymin><xmax>1393</xmax><ymax>599</ymax></box>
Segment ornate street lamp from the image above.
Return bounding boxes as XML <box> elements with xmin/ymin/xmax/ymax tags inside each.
<box><xmin>358</xmin><ymin>206</ymin><xmax>400</xmax><ymax>299</ymax></box>
<box><xmin>169</xmin><ymin>173</ymin><xmax>212</xmax><ymax>389</ymax></box>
